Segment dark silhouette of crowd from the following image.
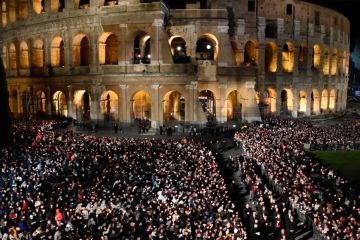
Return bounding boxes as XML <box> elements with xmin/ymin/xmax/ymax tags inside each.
<box><xmin>0</xmin><ymin>119</ymin><xmax>247</xmax><ymax>239</ymax></box>
<box><xmin>234</xmin><ymin>118</ymin><xmax>360</xmax><ymax>240</ymax></box>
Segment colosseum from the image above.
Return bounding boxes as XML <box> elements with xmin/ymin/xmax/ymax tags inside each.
<box><xmin>0</xmin><ymin>0</ymin><xmax>350</xmax><ymax>128</ymax></box>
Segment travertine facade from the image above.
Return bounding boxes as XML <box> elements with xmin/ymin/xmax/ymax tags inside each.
<box><xmin>0</xmin><ymin>0</ymin><xmax>350</xmax><ymax>127</ymax></box>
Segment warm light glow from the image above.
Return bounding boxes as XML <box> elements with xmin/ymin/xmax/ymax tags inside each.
<box><xmin>2</xmin><ymin>46</ymin><xmax>8</xmax><ymax>70</ymax></box>
<box><xmin>227</xmin><ymin>90</ymin><xmax>242</xmax><ymax>121</ymax></box>
<box><xmin>53</xmin><ymin>91</ymin><xmax>68</xmax><ymax>117</ymax></box>
<box><xmin>265</xmin><ymin>42</ymin><xmax>277</xmax><ymax>73</ymax></box>
<box><xmin>132</xmin><ymin>91</ymin><xmax>151</xmax><ymax>119</ymax></box>
<box><xmin>282</xmin><ymin>42</ymin><xmax>294</xmax><ymax>73</ymax></box>
<box><xmin>73</xmin><ymin>34</ymin><xmax>89</xmax><ymax>66</ymax></box>
<box><xmin>313</xmin><ymin>44</ymin><xmax>321</xmax><ymax>69</ymax></box>
<box><xmin>244</xmin><ymin>40</ymin><xmax>258</xmax><ymax>66</ymax></box>
<box><xmin>36</xmin><ymin>91</ymin><xmax>46</xmax><ymax>112</ymax></box>
<box><xmin>33</xmin><ymin>39</ymin><xmax>45</xmax><ymax>68</ymax></box>
<box><xmin>8</xmin><ymin>0</ymin><xmax>16</xmax><ymax>23</ymax></box>
<box><xmin>311</xmin><ymin>89</ymin><xmax>320</xmax><ymax>114</ymax></box>
<box><xmin>321</xmin><ymin>89</ymin><xmax>329</xmax><ymax>111</ymax></box>
<box><xmin>329</xmin><ymin>89</ymin><xmax>336</xmax><ymax>111</ymax></box>
<box><xmin>2</xmin><ymin>2</ymin><xmax>7</xmax><ymax>27</ymax></box>
<box><xmin>51</xmin><ymin>37</ymin><xmax>65</xmax><ymax>67</ymax></box>
<box><xmin>33</xmin><ymin>0</ymin><xmax>44</xmax><ymax>14</ymax></box>
<box><xmin>298</xmin><ymin>90</ymin><xmax>307</xmax><ymax>113</ymax></box>
<box><xmin>322</xmin><ymin>48</ymin><xmax>330</xmax><ymax>75</ymax></box>
<box><xmin>99</xmin><ymin>33</ymin><xmax>118</xmax><ymax>65</ymax></box>
<box><xmin>19</xmin><ymin>41</ymin><xmax>29</xmax><ymax>69</ymax></box>
<box><xmin>163</xmin><ymin>91</ymin><xmax>184</xmax><ymax>122</ymax></box>
<box><xmin>9</xmin><ymin>43</ymin><xmax>17</xmax><ymax>70</ymax></box>
<box><xmin>19</xmin><ymin>0</ymin><xmax>29</xmax><ymax>19</ymax></box>
<box><xmin>101</xmin><ymin>90</ymin><xmax>119</xmax><ymax>120</ymax></box>
<box><xmin>331</xmin><ymin>48</ymin><xmax>338</xmax><ymax>75</ymax></box>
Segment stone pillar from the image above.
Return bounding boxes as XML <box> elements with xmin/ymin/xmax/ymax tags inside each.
<box><xmin>44</xmin><ymin>0</ymin><xmax>51</xmax><ymax>13</ymax></box>
<box><xmin>292</xmin><ymin>89</ymin><xmax>298</xmax><ymax>118</ymax></box>
<box><xmin>67</xmin><ymin>85</ymin><xmax>74</xmax><ymax>118</ymax></box>
<box><xmin>90</xmin><ymin>85</ymin><xmax>101</xmax><ymax>121</ymax></box>
<box><xmin>151</xmin><ymin>84</ymin><xmax>160</xmax><ymax>128</ymax></box>
<box><xmin>44</xmin><ymin>35</ymin><xmax>51</xmax><ymax>76</ymax></box>
<box><xmin>244</xmin><ymin>81</ymin><xmax>261</xmax><ymax>122</ymax></box>
<box><xmin>293</xmin><ymin>46</ymin><xmax>300</xmax><ymax>76</ymax></box>
<box><xmin>217</xmin><ymin>25</ymin><xmax>233</xmax><ymax>66</ymax></box>
<box><xmin>90</xmin><ymin>30</ymin><xmax>99</xmax><ymax>74</ymax></box>
<box><xmin>151</xmin><ymin>19</ymin><xmax>163</xmax><ymax>66</ymax></box>
<box><xmin>218</xmin><ymin>84</ymin><xmax>227</xmax><ymax>123</ymax></box>
<box><xmin>305</xmin><ymin>89</ymin><xmax>311</xmax><ymax>116</ymax></box>
<box><xmin>65</xmin><ymin>0</ymin><xmax>74</xmax><ymax>11</ymax></box>
<box><xmin>119</xmin><ymin>84</ymin><xmax>129</xmax><ymax>122</ymax></box>
<box><xmin>119</xmin><ymin>24</ymin><xmax>128</xmax><ymax>65</ymax></box>
<box><xmin>90</xmin><ymin>0</ymin><xmax>100</xmax><ymax>8</ymax></box>
<box><xmin>186</xmin><ymin>81</ymin><xmax>197</xmax><ymax>122</ymax></box>
<box><xmin>17</xmin><ymin>85</ymin><xmax>21</xmax><ymax>114</ymax></box>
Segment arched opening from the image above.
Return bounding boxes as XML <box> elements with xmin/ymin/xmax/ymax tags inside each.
<box><xmin>298</xmin><ymin>90</ymin><xmax>307</xmax><ymax>114</ymax></box>
<box><xmin>33</xmin><ymin>0</ymin><xmax>45</xmax><ymax>14</ymax></box>
<box><xmin>282</xmin><ymin>42</ymin><xmax>294</xmax><ymax>72</ymax></box>
<box><xmin>8</xmin><ymin>0</ymin><xmax>16</xmax><ymax>23</ymax></box>
<box><xmin>51</xmin><ymin>0</ymin><xmax>65</xmax><ymax>12</ymax></box>
<box><xmin>311</xmin><ymin>89</ymin><xmax>320</xmax><ymax>114</ymax></box>
<box><xmin>133</xmin><ymin>32</ymin><xmax>151</xmax><ymax>64</ymax></box>
<box><xmin>196</xmin><ymin>34</ymin><xmax>219</xmax><ymax>61</ymax></box>
<box><xmin>198</xmin><ymin>90</ymin><xmax>216</xmax><ymax>121</ymax></box>
<box><xmin>226</xmin><ymin>90</ymin><xmax>242</xmax><ymax>121</ymax></box>
<box><xmin>265</xmin><ymin>42</ymin><xmax>277</xmax><ymax>72</ymax></box>
<box><xmin>51</xmin><ymin>37</ymin><xmax>65</xmax><ymax>67</ymax></box>
<box><xmin>163</xmin><ymin>91</ymin><xmax>185</xmax><ymax>123</ymax></box>
<box><xmin>74</xmin><ymin>90</ymin><xmax>91</xmax><ymax>120</ymax></box>
<box><xmin>169</xmin><ymin>36</ymin><xmax>190</xmax><ymax>64</ymax></box>
<box><xmin>9</xmin><ymin>89</ymin><xmax>18</xmax><ymax>114</ymax></box>
<box><xmin>53</xmin><ymin>91</ymin><xmax>67</xmax><ymax>116</ymax></box>
<box><xmin>322</xmin><ymin>48</ymin><xmax>330</xmax><ymax>75</ymax></box>
<box><xmin>99</xmin><ymin>33</ymin><xmax>118</xmax><ymax>65</ymax></box>
<box><xmin>132</xmin><ymin>91</ymin><xmax>151</xmax><ymax>120</ymax></box>
<box><xmin>321</xmin><ymin>89</ymin><xmax>329</xmax><ymax>112</ymax></box>
<box><xmin>77</xmin><ymin>0</ymin><xmax>90</xmax><ymax>9</ymax></box>
<box><xmin>100</xmin><ymin>90</ymin><xmax>119</xmax><ymax>120</ymax></box>
<box><xmin>73</xmin><ymin>34</ymin><xmax>90</xmax><ymax>66</ymax></box>
<box><xmin>2</xmin><ymin>46</ymin><xmax>8</xmax><ymax>69</ymax></box>
<box><xmin>2</xmin><ymin>2</ymin><xmax>7</xmax><ymax>27</ymax></box>
<box><xmin>32</xmin><ymin>39</ymin><xmax>45</xmax><ymax>68</ymax></box>
<box><xmin>9</xmin><ymin>43</ymin><xmax>17</xmax><ymax>70</ymax></box>
<box><xmin>342</xmin><ymin>51</ymin><xmax>347</xmax><ymax>73</ymax></box>
<box><xmin>19</xmin><ymin>0</ymin><xmax>29</xmax><ymax>20</ymax></box>
<box><xmin>244</xmin><ymin>40</ymin><xmax>258</xmax><ymax>66</ymax></box>
<box><xmin>36</xmin><ymin>90</ymin><xmax>46</xmax><ymax>113</ymax></box>
<box><xmin>298</xmin><ymin>43</ymin><xmax>308</xmax><ymax>71</ymax></box>
<box><xmin>329</xmin><ymin>89</ymin><xmax>336</xmax><ymax>112</ymax></box>
<box><xmin>331</xmin><ymin>48</ymin><xmax>338</xmax><ymax>76</ymax></box>
<box><xmin>313</xmin><ymin>44</ymin><xmax>321</xmax><ymax>69</ymax></box>
<box><xmin>280</xmin><ymin>90</ymin><xmax>293</xmax><ymax>115</ymax></box>
<box><xmin>19</xmin><ymin>41</ymin><xmax>29</xmax><ymax>69</ymax></box>
<box><xmin>262</xmin><ymin>89</ymin><xmax>277</xmax><ymax>115</ymax></box>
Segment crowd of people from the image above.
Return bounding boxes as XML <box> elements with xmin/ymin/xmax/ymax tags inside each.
<box><xmin>0</xmin><ymin>119</ymin><xmax>247</xmax><ymax>239</ymax></box>
<box><xmin>234</xmin><ymin>118</ymin><xmax>360</xmax><ymax>239</ymax></box>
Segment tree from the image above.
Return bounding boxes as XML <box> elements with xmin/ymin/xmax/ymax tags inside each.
<box><xmin>0</xmin><ymin>56</ymin><xmax>12</xmax><ymax>146</ymax></box>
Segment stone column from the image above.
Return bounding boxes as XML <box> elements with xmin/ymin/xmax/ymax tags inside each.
<box><xmin>218</xmin><ymin>84</ymin><xmax>227</xmax><ymax>123</ymax></box>
<box><xmin>90</xmin><ymin>85</ymin><xmax>101</xmax><ymax>121</ymax></box>
<box><xmin>44</xmin><ymin>0</ymin><xmax>51</xmax><ymax>13</ymax></box>
<box><xmin>65</xmin><ymin>0</ymin><xmax>74</xmax><ymax>11</ymax></box>
<box><xmin>119</xmin><ymin>24</ymin><xmax>128</xmax><ymax>65</ymax></box>
<box><xmin>90</xmin><ymin>0</ymin><xmax>100</xmax><ymax>8</ymax></box>
<box><xmin>119</xmin><ymin>84</ymin><xmax>129</xmax><ymax>122</ymax></box>
<box><xmin>44</xmin><ymin>35</ymin><xmax>51</xmax><ymax>76</ymax></box>
<box><xmin>67</xmin><ymin>85</ymin><xmax>74</xmax><ymax>118</ymax></box>
<box><xmin>17</xmin><ymin>85</ymin><xmax>22</xmax><ymax>114</ymax></box>
<box><xmin>244</xmin><ymin>81</ymin><xmax>261</xmax><ymax>122</ymax></box>
<box><xmin>305</xmin><ymin>89</ymin><xmax>311</xmax><ymax>116</ymax></box>
<box><xmin>151</xmin><ymin>19</ymin><xmax>163</xmax><ymax>66</ymax></box>
<box><xmin>90</xmin><ymin>30</ymin><xmax>99</xmax><ymax>74</ymax></box>
<box><xmin>217</xmin><ymin>25</ymin><xmax>233</xmax><ymax>66</ymax></box>
<box><xmin>292</xmin><ymin>89</ymin><xmax>298</xmax><ymax>118</ymax></box>
<box><xmin>186</xmin><ymin>81</ymin><xmax>197</xmax><ymax>122</ymax></box>
<box><xmin>151</xmin><ymin>84</ymin><xmax>160</xmax><ymax>128</ymax></box>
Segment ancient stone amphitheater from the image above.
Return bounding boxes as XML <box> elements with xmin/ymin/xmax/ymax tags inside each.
<box><xmin>0</xmin><ymin>0</ymin><xmax>350</xmax><ymax>127</ymax></box>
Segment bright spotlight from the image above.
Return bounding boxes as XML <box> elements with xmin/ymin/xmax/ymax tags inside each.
<box><xmin>176</xmin><ymin>46</ymin><xmax>182</xmax><ymax>51</ymax></box>
<box><xmin>206</xmin><ymin>44</ymin><xmax>211</xmax><ymax>50</ymax></box>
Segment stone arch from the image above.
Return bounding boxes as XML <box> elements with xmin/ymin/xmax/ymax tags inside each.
<box><xmin>74</xmin><ymin>90</ymin><xmax>91</xmax><ymax>120</ymax></box>
<box><xmin>169</xmin><ymin>36</ymin><xmax>190</xmax><ymax>64</ymax></box>
<box><xmin>311</xmin><ymin>89</ymin><xmax>320</xmax><ymax>114</ymax></box>
<box><xmin>32</xmin><ymin>39</ymin><xmax>45</xmax><ymax>68</ymax></box>
<box><xmin>131</xmin><ymin>90</ymin><xmax>151</xmax><ymax>120</ymax></box>
<box><xmin>8</xmin><ymin>0</ymin><xmax>16</xmax><ymax>23</ymax></box>
<box><xmin>51</xmin><ymin>36</ymin><xmax>65</xmax><ymax>67</ymax></box>
<box><xmin>73</xmin><ymin>33</ymin><xmax>90</xmax><ymax>66</ymax></box>
<box><xmin>322</xmin><ymin>48</ymin><xmax>330</xmax><ymax>75</ymax></box>
<box><xmin>9</xmin><ymin>43</ymin><xmax>17</xmax><ymax>70</ymax></box>
<box><xmin>2</xmin><ymin>1</ymin><xmax>7</xmax><ymax>27</ymax></box>
<box><xmin>263</xmin><ymin>88</ymin><xmax>277</xmax><ymax>114</ymax></box>
<box><xmin>2</xmin><ymin>46</ymin><xmax>8</xmax><ymax>70</ymax></box>
<box><xmin>51</xmin><ymin>0</ymin><xmax>65</xmax><ymax>12</ymax></box>
<box><xmin>244</xmin><ymin>40</ymin><xmax>258</xmax><ymax>66</ymax></box>
<box><xmin>19</xmin><ymin>0</ymin><xmax>29</xmax><ymax>19</ymax></box>
<box><xmin>133</xmin><ymin>31</ymin><xmax>151</xmax><ymax>64</ymax></box>
<box><xmin>280</xmin><ymin>89</ymin><xmax>293</xmax><ymax>115</ymax></box>
<box><xmin>163</xmin><ymin>90</ymin><xmax>185</xmax><ymax>123</ymax></box>
<box><xmin>196</xmin><ymin>33</ymin><xmax>219</xmax><ymax>61</ymax></box>
<box><xmin>226</xmin><ymin>90</ymin><xmax>242</xmax><ymax>121</ymax></box>
<box><xmin>298</xmin><ymin>43</ymin><xmax>308</xmax><ymax>70</ymax></box>
<box><xmin>99</xmin><ymin>32</ymin><xmax>118</xmax><ymax>65</ymax></box>
<box><xmin>53</xmin><ymin>91</ymin><xmax>67</xmax><ymax>116</ymax></box>
<box><xmin>198</xmin><ymin>90</ymin><xmax>216</xmax><ymax>120</ymax></box>
<box><xmin>35</xmin><ymin>90</ymin><xmax>46</xmax><ymax>113</ymax></box>
<box><xmin>313</xmin><ymin>44</ymin><xmax>321</xmax><ymax>69</ymax></box>
<box><xmin>33</xmin><ymin>0</ymin><xmax>45</xmax><ymax>14</ymax></box>
<box><xmin>100</xmin><ymin>90</ymin><xmax>119</xmax><ymax>120</ymax></box>
<box><xmin>331</xmin><ymin>48</ymin><xmax>338</xmax><ymax>76</ymax></box>
<box><xmin>9</xmin><ymin>88</ymin><xmax>18</xmax><ymax>114</ymax></box>
<box><xmin>282</xmin><ymin>42</ymin><xmax>294</xmax><ymax>72</ymax></box>
<box><xmin>19</xmin><ymin>41</ymin><xmax>29</xmax><ymax>69</ymax></box>
<box><xmin>321</xmin><ymin>89</ymin><xmax>329</xmax><ymax>112</ymax></box>
<box><xmin>265</xmin><ymin>42</ymin><xmax>277</xmax><ymax>73</ymax></box>
<box><xmin>298</xmin><ymin>90</ymin><xmax>307</xmax><ymax>114</ymax></box>
<box><xmin>329</xmin><ymin>89</ymin><xmax>336</xmax><ymax>112</ymax></box>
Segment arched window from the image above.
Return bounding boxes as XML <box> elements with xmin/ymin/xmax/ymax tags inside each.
<box><xmin>282</xmin><ymin>42</ymin><xmax>294</xmax><ymax>72</ymax></box>
<box><xmin>298</xmin><ymin>43</ymin><xmax>308</xmax><ymax>70</ymax></box>
<box><xmin>196</xmin><ymin>34</ymin><xmax>219</xmax><ymax>61</ymax></box>
<box><xmin>73</xmin><ymin>34</ymin><xmax>90</xmax><ymax>66</ymax></box>
<box><xmin>78</xmin><ymin>0</ymin><xmax>90</xmax><ymax>9</ymax></box>
<box><xmin>169</xmin><ymin>36</ymin><xmax>190</xmax><ymax>64</ymax></box>
<box><xmin>133</xmin><ymin>32</ymin><xmax>151</xmax><ymax>64</ymax></box>
<box><xmin>321</xmin><ymin>89</ymin><xmax>329</xmax><ymax>112</ymax></box>
<box><xmin>19</xmin><ymin>41</ymin><xmax>30</xmax><ymax>69</ymax></box>
<box><xmin>99</xmin><ymin>33</ymin><xmax>118</xmax><ymax>65</ymax></box>
<box><xmin>322</xmin><ymin>48</ymin><xmax>330</xmax><ymax>75</ymax></box>
<box><xmin>32</xmin><ymin>39</ymin><xmax>45</xmax><ymax>68</ymax></box>
<box><xmin>51</xmin><ymin>37</ymin><xmax>65</xmax><ymax>67</ymax></box>
<box><xmin>265</xmin><ymin>42</ymin><xmax>277</xmax><ymax>72</ymax></box>
<box><xmin>9</xmin><ymin>43</ymin><xmax>17</xmax><ymax>70</ymax></box>
<box><xmin>331</xmin><ymin>48</ymin><xmax>338</xmax><ymax>76</ymax></box>
<box><xmin>2</xmin><ymin>46</ymin><xmax>8</xmax><ymax>69</ymax></box>
<box><xmin>244</xmin><ymin>40</ymin><xmax>258</xmax><ymax>66</ymax></box>
<box><xmin>8</xmin><ymin>0</ymin><xmax>16</xmax><ymax>23</ymax></box>
<box><xmin>2</xmin><ymin>2</ymin><xmax>7</xmax><ymax>27</ymax></box>
<box><xmin>33</xmin><ymin>0</ymin><xmax>45</xmax><ymax>14</ymax></box>
<box><xmin>19</xmin><ymin>0</ymin><xmax>29</xmax><ymax>19</ymax></box>
<box><xmin>313</xmin><ymin>44</ymin><xmax>321</xmax><ymax>69</ymax></box>
<box><xmin>51</xmin><ymin>0</ymin><xmax>65</xmax><ymax>12</ymax></box>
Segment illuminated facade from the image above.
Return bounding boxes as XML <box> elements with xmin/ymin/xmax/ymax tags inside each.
<box><xmin>0</xmin><ymin>0</ymin><xmax>350</xmax><ymax>126</ymax></box>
